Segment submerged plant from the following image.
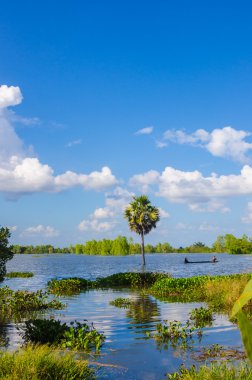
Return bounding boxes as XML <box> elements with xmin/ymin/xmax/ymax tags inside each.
<box><xmin>0</xmin><ymin>287</ymin><xmax>64</xmax><ymax>320</ymax></box>
<box><xmin>189</xmin><ymin>307</ymin><xmax>213</xmax><ymax>327</ymax></box>
<box><xmin>109</xmin><ymin>297</ymin><xmax>132</xmax><ymax>308</ymax></box>
<box><xmin>20</xmin><ymin>319</ymin><xmax>105</xmax><ymax>352</ymax></box>
<box><xmin>147</xmin><ymin>319</ymin><xmax>202</xmax><ymax>350</ymax></box>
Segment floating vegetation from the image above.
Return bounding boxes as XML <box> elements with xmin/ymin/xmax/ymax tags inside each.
<box><xmin>48</xmin><ymin>278</ymin><xmax>91</xmax><ymax>295</ymax></box>
<box><xmin>47</xmin><ymin>272</ymin><xmax>170</xmax><ymax>296</ymax></box>
<box><xmin>0</xmin><ymin>286</ymin><xmax>64</xmax><ymax>320</ymax></box>
<box><xmin>192</xmin><ymin>344</ymin><xmax>246</xmax><ymax>362</ymax></box>
<box><xmin>146</xmin><ymin>319</ymin><xmax>202</xmax><ymax>350</ymax></box>
<box><xmin>0</xmin><ymin>344</ymin><xmax>95</xmax><ymax>380</ymax></box>
<box><xmin>189</xmin><ymin>307</ymin><xmax>213</xmax><ymax>327</ymax></box>
<box><xmin>94</xmin><ymin>272</ymin><xmax>170</xmax><ymax>288</ymax></box>
<box><xmin>20</xmin><ymin>319</ymin><xmax>105</xmax><ymax>352</ymax></box>
<box><xmin>6</xmin><ymin>271</ymin><xmax>34</xmax><ymax>278</ymax></box>
<box><xmin>109</xmin><ymin>297</ymin><xmax>133</xmax><ymax>308</ymax></box>
<box><xmin>151</xmin><ymin>274</ymin><xmax>251</xmax><ymax>312</ymax></box>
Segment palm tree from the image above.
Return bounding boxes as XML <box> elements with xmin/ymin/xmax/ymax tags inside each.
<box><xmin>124</xmin><ymin>195</ymin><xmax>160</xmax><ymax>265</ymax></box>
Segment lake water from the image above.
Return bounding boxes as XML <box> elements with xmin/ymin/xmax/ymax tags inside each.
<box><xmin>1</xmin><ymin>253</ymin><xmax>250</xmax><ymax>379</ymax></box>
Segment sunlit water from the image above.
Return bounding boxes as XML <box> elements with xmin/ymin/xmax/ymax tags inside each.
<box><xmin>1</xmin><ymin>253</ymin><xmax>249</xmax><ymax>379</ymax></box>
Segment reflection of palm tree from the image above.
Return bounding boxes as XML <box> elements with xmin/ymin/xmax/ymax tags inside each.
<box><xmin>124</xmin><ymin>195</ymin><xmax>160</xmax><ymax>265</ymax></box>
<box><xmin>0</xmin><ymin>323</ymin><xmax>9</xmax><ymax>347</ymax></box>
<box><xmin>126</xmin><ymin>295</ymin><xmax>160</xmax><ymax>332</ymax></box>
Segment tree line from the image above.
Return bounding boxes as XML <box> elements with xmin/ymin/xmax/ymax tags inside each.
<box><xmin>10</xmin><ymin>234</ymin><xmax>252</xmax><ymax>255</ymax></box>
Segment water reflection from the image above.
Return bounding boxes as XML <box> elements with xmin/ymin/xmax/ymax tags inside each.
<box><xmin>126</xmin><ymin>295</ymin><xmax>160</xmax><ymax>333</ymax></box>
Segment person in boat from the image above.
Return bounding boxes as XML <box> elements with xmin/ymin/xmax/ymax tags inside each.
<box><xmin>184</xmin><ymin>257</ymin><xmax>189</xmax><ymax>263</ymax></box>
<box><xmin>212</xmin><ymin>255</ymin><xmax>217</xmax><ymax>263</ymax></box>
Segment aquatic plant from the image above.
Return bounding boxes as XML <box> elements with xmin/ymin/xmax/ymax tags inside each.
<box><xmin>166</xmin><ymin>362</ymin><xmax>252</xmax><ymax>379</ymax></box>
<box><xmin>151</xmin><ymin>274</ymin><xmax>251</xmax><ymax>312</ymax></box>
<box><xmin>193</xmin><ymin>344</ymin><xmax>246</xmax><ymax>362</ymax></box>
<box><xmin>109</xmin><ymin>297</ymin><xmax>132</xmax><ymax>308</ymax></box>
<box><xmin>48</xmin><ymin>272</ymin><xmax>170</xmax><ymax>295</ymax></box>
<box><xmin>0</xmin><ymin>344</ymin><xmax>95</xmax><ymax>380</ymax></box>
<box><xmin>5</xmin><ymin>271</ymin><xmax>34</xmax><ymax>278</ymax></box>
<box><xmin>48</xmin><ymin>277</ymin><xmax>91</xmax><ymax>295</ymax></box>
<box><xmin>189</xmin><ymin>307</ymin><xmax>213</xmax><ymax>327</ymax></box>
<box><xmin>147</xmin><ymin>319</ymin><xmax>202</xmax><ymax>350</ymax></box>
<box><xmin>94</xmin><ymin>271</ymin><xmax>170</xmax><ymax>288</ymax></box>
<box><xmin>0</xmin><ymin>287</ymin><xmax>64</xmax><ymax>319</ymax></box>
<box><xmin>21</xmin><ymin>318</ymin><xmax>105</xmax><ymax>352</ymax></box>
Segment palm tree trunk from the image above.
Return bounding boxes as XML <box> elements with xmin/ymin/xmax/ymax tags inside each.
<box><xmin>141</xmin><ymin>231</ymin><xmax>146</xmax><ymax>266</ymax></box>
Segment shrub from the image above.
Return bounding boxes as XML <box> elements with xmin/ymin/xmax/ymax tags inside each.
<box><xmin>94</xmin><ymin>272</ymin><xmax>170</xmax><ymax>288</ymax></box>
<box><xmin>21</xmin><ymin>319</ymin><xmax>105</xmax><ymax>352</ymax></box>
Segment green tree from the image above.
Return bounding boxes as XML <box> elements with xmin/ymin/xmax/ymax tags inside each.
<box><xmin>124</xmin><ymin>195</ymin><xmax>160</xmax><ymax>265</ymax></box>
<box><xmin>0</xmin><ymin>227</ymin><xmax>13</xmax><ymax>281</ymax></box>
<box><xmin>111</xmin><ymin>236</ymin><xmax>129</xmax><ymax>255</ymax></box>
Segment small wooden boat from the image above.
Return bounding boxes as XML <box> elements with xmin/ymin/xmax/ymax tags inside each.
<box><xmin>184</xmin><ymin>260</ymin><xmax>218</xmax><ymax>264</ymax></box>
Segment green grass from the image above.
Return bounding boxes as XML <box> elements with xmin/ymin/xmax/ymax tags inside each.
<box><xmin>166</xmin><ymin>363</ymin><xmax>252</xmax><ymax>379</ymax></box>
<box><xmin>5</xmin><ymin>272</ymin><xmax>34</xmax><ymax>278</ymax></box>
<box><xmin>0</xmin><ymin>344</ymin><xmax>95</xmax><ymax>380</ymax></box>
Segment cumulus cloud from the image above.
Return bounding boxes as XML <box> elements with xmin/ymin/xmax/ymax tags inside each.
<box><xmin>162</xmin><ymin>127</ymin><xmax>252</xmax><ymax>163</ymax></box>
<box><xmin>22</xmin><ymin>225</ymin><xmax>59</xmax><ymax>237</ymax></box>
<box><xmin>129</xmin><ymin>165</ymin><xmax>252</xmax><ymax>212</ymax></box>
<box><xmin>242</xmin><ymin>202</ymin><xmax>252</xmax><ymax>223</ymax></box>
<box><xmin>129</xmin><ymin>170</ymin><xmax>160</xmax><ymax>192</ymax></box>
<box><xmin>0</xmin><ymin>85</ymin><xmax>118</xmax><ymax>198</ymax></box>
<box><xmin>0</xmin><ymin>85</ymin><xmax>23</xmax><ymax>108</ymax></box>
<box><xmin>135</xmin><ymin>126</ymin><xmax>153</xmax><ymax>135</ymax></box>
<box><xmin>78</xmin><ymin>219</ymin><xmax>116</xmax><ymax>232</ymax></box>
<box><xmin>78</xmin><ymin>187</ymin><xmax>134</xmax><ymax>233</ymax></box>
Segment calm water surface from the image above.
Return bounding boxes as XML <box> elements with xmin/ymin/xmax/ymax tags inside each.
<box><xmin>1</xmin><ymin>253</ymin><xmax>249</xmax><ymax>380</ymax></box>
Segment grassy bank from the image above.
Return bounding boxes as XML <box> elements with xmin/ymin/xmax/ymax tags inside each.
<box><xmin>0</xmin><ymin>345</ymin><xmax>94</xmax><ymax>380</ymax></box>
<box><xmin>150</xmin><ymin>273</ymin><xmax>251</xmax><ymax>311</ymax></box>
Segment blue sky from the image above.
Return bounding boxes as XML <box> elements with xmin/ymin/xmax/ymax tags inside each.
<box><xmin>1</xmin><ymin>0</ymin><xmax>252</xmax><ymax>247</ymax></box>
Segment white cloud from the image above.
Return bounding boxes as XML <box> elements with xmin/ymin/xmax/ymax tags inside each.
<box><xmin>162</xmin><ymin>127</ymin><xmax>252</xmax><ymax>163</ymax></box>
<box><xmin>0</xmin><ymin>85</ymin><xmax>23</xmax><ymax>108</ymax></box>
<box><xmin>92</xmin><ymin>207</ymin><xmax>115</xmax><ymax>219</ymax></box>
<box><xmin>242</xmin><ymin>202</ymin><xmax>252</xmax><ymax>223</ymax></box>
<box><xmin>78</xmin><ymin>187</ymin><xmax>134</xmax><ymax>233</ymax></box>
<box><xmin>78</xmin><ymin>219</ymin><xmax>116</xmax><ymax>232</ymax></box>
<box><xmin>0</xmin><ymin>85</ymin><xmax>118</xmax><ymax>198</ymax></box>
<box><xmin>129</xmin><ymin>170</ymin><xmax>160</xmax><ymax>192</ymax></box>
<box><xmin>135</xmin><ymin>126</ymin><xmax>153</xmax><ymax>135</ymax></box>
<box><xmin>156</xmin><ymin>140</ymin><xmax>167</xmax><ymax>148</ymax></box>
<box><xmin>129</xmin><ymin>165</ymin><xmax>252</xmax><ymax>212</ymax></box>
<box><xmin>8</xmin><ymin>226</ymin><xmax>17</xmax><ymax>232</ymax></box>
<box><xmin>158</xmin><ymin>208</ymin><xmax>170</xmax><ymax>218</ymax></box>
<box><xmin>22</xmin><ymin>225</ymin><xmax>59</xmax><ymax>237</ymax></box>
<box><xmin>66</xmin><ymin>139</ymin><xmax>82</xmax><ymax>148</ymax></box>
<box><xmin>198</xmin><ymin>222</ymin><xmax>219</xmax><ymax>231</ymax></box>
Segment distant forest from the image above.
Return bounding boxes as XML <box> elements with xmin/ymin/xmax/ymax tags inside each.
<box><xmin>11</xmin><ymin>233</ymin><xmax>252</xmax><ymax>255</ymax></box>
